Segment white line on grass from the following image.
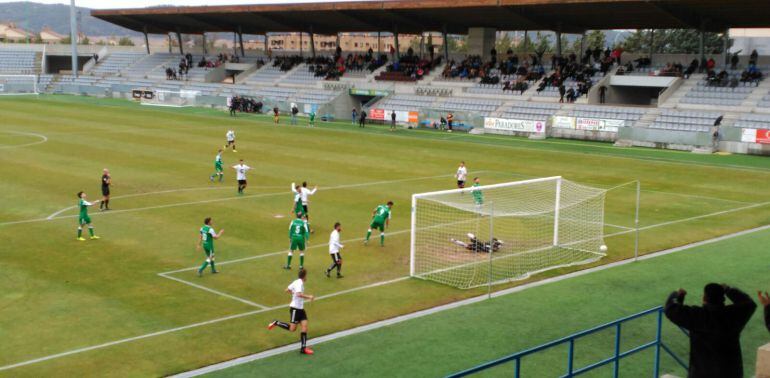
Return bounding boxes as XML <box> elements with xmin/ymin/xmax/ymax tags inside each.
<box><xmin>0</xmin><ymin>131</ymin><xmax>48</xmax><ymax>149</ymax></box>
<box><xmin>2</xmin><ymin>204</ymin><xmax>768</xmax><ymax>373</ymax></box>
<box><xmin>171</xmin><ymin>223</ymin><xmax>770</xmax><ymax>377</ymax></box>
<box><xmin>157</xmin><ymin>273</ymin><xmax>268</xmax><ymax>309</ymax></box>
<box><xmin>2</xmin><ymin>173</ymin><xmax>467</xmax><ymax>227</ymax></box>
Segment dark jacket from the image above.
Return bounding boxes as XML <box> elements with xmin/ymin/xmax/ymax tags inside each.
<box><xmin>765</xmin><ymin>305</ymin><xmax>770</xmax><ymax>333</ymax></box>
<box><xmin>664</xmin><ymin>287</ymin><xmax>756</xmax><ymax>378</ymax></box>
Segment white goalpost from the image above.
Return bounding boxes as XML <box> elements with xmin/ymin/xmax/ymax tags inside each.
<box><xmin>139</xmin><ymin>89</ymin><xmax>200</xmax><ymax>107</ymax></box>
<box><xmin>410</xmin><ymin>176</ymin><xmax>608</xmax><ymax>289</ymax></box>
<box><xmin>0</xmin><ymin>75</ymin><xmax>39</xmax><ymax>95</ymax></box>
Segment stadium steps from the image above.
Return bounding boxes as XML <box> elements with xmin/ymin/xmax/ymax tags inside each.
<box><xmin>44</xmin><ymin>75</ymin><xmax>62</xmax><ymax>92</ymax></box>
<box><xmin>33</xmin><ymin>52</ymin><xmax>42</xmax><ymax>75</ymax></box>
<box><xmin>660</xmin><ymin>74</ymin><xmax>702</xmax><ymax>108</ymax></box>
<box><xmin>744</xmin><ymin>79</ymin><xmax>770</xmax><ymax>110</ymax></box>
<box><xmin>274</xmin><ymin>64</ymin><xmax>303</xmax><ymax>86</ymax></box>
<box><xmin>421</xmin><ymin>62</ymin><xmax>447</xmax><ymax>84</ymax></box>
<box><xmin>634</xmin><ymin>108</ymin><xmax>660</xmax><ymax>128</ymax></box>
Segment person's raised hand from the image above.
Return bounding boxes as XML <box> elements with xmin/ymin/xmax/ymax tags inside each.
<box><xmin>758</xmin><ymin>291</ymin><xmax>770</xmax><ymax>307</ymax></box>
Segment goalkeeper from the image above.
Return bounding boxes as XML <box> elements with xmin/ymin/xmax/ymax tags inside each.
<box><xmin>450</xmin><ymin>233</ymin><xmax>503</xmax><ymax>253</ymax></box>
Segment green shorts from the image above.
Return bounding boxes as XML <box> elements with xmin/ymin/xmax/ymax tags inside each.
<box><xmin>290</xmin><ymin>237</ymin><xmax>306</xmax><ymax>251</ymax></box>
<box><xmin>370</xmin><ymin>219</ymin><xmax>385</xmax><ymax>232</ymax></box>
<box><xmin>78</xmin><ymin>215</ymin><xmax>91</xmax><ymax>225</ymax></box>
<box><xmin>215</xmin><ymin>164</ymin><xmax>223</xmax><ymax>172</ymax></box>
<box><xmin>203</xmin><ymin>246</ymin><xmax>214</xmax><ymax>257</ymax></box>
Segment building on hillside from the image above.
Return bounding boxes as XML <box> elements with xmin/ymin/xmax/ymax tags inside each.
<box><xmin>39</xmin><ymin>27</ymin><xmax>65</xmax><ymax>44</ymax></box>
<box><xmin>0</xmin><ymin>22</ymin><xmax>33</xmax><ymax>42</ymax></box>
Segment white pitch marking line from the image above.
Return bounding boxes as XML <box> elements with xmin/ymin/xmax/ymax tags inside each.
<box><xmin>172</xmin><ymin>223</ymin><xmax>770</xmax><ymax>377</ymax></box>
<box><xmin>157</xmin><ymin>273</ymin><xmax>267</xmax><ymax>309</ymax></box>
<box><xmin>0</xmin><ymin>130</ymin><xmax>48</xmax><ymax>149</ymax></box>
<box><xmin>2</xmin><ymin>214</ymin><xmax>769</xmax><ymax>373</ymax></box>
<box><xmin>3</xmin><ymin>172</ymin><xmax>467</xmax><ymax>227</ymax></box>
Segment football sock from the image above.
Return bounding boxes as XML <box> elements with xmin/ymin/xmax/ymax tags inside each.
<box><xmin>286</xmin><ymin>254</ymin><xmax>293</xmax><ymax>267</ymax></box>
<box><xmin>299</xmin><ymin>254</ymin><xmax>304</xmax><ymax>268</ymax></box>
<box><xmin>365</xmin><ymin>230</ymin><xmax>371</xmax><ymax>241</ymax></box>
<box><xmin>104</xmin><ymin>200</ymin><xmax>109</xmax><ymax>209</ymax></box>
<box><xmin>99</xmin><ymin>201</ymin><xmax>104</xmax><ymax>209</ymax></box>
<box><xmin>210</xmin><ymin>260</ymin><xmax>216</xmax><ymax>272</ymax></box>
<box><xmin>275</xmin><ymin>321</ymin><xmax>290</xmax><ymax>330</ymax></box>
<box><xmin>380</xmin><ymin>233</ymin><xmax>385</xmax><ymax>245</ymax></box>
<box><xmin>77</xmin><ymin>227</ymin><xmax>82</xmax><ymax>238</ymax></box>
<box><xmin>327</xmin><ymin>261</ymin><xmax>336</xmax><ymax>272</ymax></box>
<box><xmin>218</xmin><ymin>175</ymin><xmax>223</xmax><ymax>182</ymax></box>
<box><xmin>88</xmin><ymin>227</ymin><xmax>95</xmax><ymax>237</ymax></box>
<box><xmin>199</xmin><ymin>260</ymin><xmax>209</xmax><ymax>273</ymax></box>
<box><xmin>301</xmin><ymin>332</ymin><xmax>307</xmax><ymax>348</ymax></box>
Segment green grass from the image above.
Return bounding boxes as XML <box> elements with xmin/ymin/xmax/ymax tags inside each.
<box><xmin>0</xmin><ymin>94</ymin><xmax>768</xmax><ymax>377</ymax></box>
<box><xmin>209</xmin><ymin>228</ymin><xmax>770</xmax><ymax>378</ymax></box>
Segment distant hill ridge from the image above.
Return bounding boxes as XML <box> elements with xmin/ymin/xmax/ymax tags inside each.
<box><xmin>0</xmin><ymin>1</ymin><xmax>137</xmax><ymax>36</ymax></box>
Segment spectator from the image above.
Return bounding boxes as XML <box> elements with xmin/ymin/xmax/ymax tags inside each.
<box><xmin>359</xmin><ymin>110</ymin><xmax>366</xmax><ymax>128</ymax></box>
<box><xmin>706</xmin><ymin>57</ymin><xmax>716</xmax><ymax>71</ymax></box>
<box><xmin>558</xmin><ymin>84</ymin><xmax>566</xmax><ymax>103</ymax></box>
<box><xmin>273</xmin><ymin>107</ymin><xmax>280</xmax><ymax>124</ymax></box>
<box><xmin>599</xmin><ymin>85</ymin><xmax>607</xmax><ymax>104</ymax></box>
<box><xmin>351</xmin><ymin>108</ymin><xmax>357</xmax><ymax>125</ymax></box>
<box><xmin>291</xmin><ymin>104</ymin><xmax>299</xmax><ymax>125</ymax></box>
<box><xmin>93</xmin><ymin>53</ymin><xmax>99</xmax><ymax>63</ymax></box>
<box><xmin>730</xmin><ymin>53</ymin><xmax>740</xmax><ymax>70</ymax></box>
<box><xmin>390</xmin><ymin>110</ymin><xmax>396</xmax><ymax>132</ymax></box>
<box><xmin>447</xmin><ymin>112</ymin><xmax>454</xmax><ymax>132</ymax></box>
<box><xmin>758</xmin><ymin>291</ymin><xmax>770</xmax><ymax>333</ymax></box>
<box><xmin>664</xmin><ymin>284</ymin><xmax>756</xmax><ymax>378</ymax></box>
<box><xmin>749</xmin><ymin>50</ymin><xmax>759</xmax><ymax>66</ymax></box>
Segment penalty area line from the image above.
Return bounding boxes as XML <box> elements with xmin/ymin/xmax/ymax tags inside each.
<box><xmin>157</xmin><ymin>273</ymin><xmax>268</xmax><ymax>309</ymax></box>
<box><xmin>171</xmin><ymin>223</ymin><xmax>770</xmax><ymax>377</ymax></box>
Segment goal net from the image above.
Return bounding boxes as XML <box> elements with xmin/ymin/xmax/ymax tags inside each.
<box><xmin>410</xmin><ymin>176</ymin><xmax>607</xmax><ymax>289</ymax></box>
<box><xmin>140</xmin><ymin>89</ymin><xmax>199</xmax><ymax>107</ymax></box>
<box><xmin>0</xmin><ymin>75</ymin><xmax>38</xmax><ymax>95</ymax></box>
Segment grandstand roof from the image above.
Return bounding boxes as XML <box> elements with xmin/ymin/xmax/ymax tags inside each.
<box><xmin>92</xmin><ymin>0</ymin><xmax>770</xmax><ymax>35</ymax></box>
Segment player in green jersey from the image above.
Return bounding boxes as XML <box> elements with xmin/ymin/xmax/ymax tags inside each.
<box><xmin>472</xmin><ymin>177</ymin><xmax>484</xmax><ymax>208</ymax></box>
<box><xmin>308</xmin><ymin>111</ymin><xmax>316</xmax><ymax>127</ymax></box>
<box><xmin>197</xmin><ymin>217</ymin><xmax>224</xmax><ymax>277</ymax></box>
<box><xmin>365</xmin><ymin>201</ymin><xmax>393</xmax><ymax>246</ymax></box>
<box><xmin>285</xmin><ymin>212</ymin><xmax>310</xmax><ymax>270</ymax></box>
<box><xmin>209</xmin><ymin>149</ymin><xmax>224</xmax><ymax>183</ymax></box>
<box><xmin>76</xmin><ymin>191</ymin><xmax>100</xmax><ymax>241</ymax></box>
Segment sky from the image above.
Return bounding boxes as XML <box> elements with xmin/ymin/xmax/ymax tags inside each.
<box><xmin>0</xmin><ymin>0</ymin><xmax>368</xmax><ymax>9</ymax></box>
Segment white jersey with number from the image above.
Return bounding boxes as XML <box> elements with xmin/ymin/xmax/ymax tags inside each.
<box><xmin>329</xmin><ymin>229</ymin><xmax>343</xmax><ymax>254</ymax></box>
<box><xmin>288</xmin><ymin>278</ymin><xmax>305</xmax><ymax>309</ymax></box>
<box><xmin>233</xmin><ymin>164</ymin><xmax>251</xmax><ymax>180</ymax></box>
<box><xmin>226</xmin><ymin>130</ymin><xmax>235</xmax><ymax>141</ymax></box>
<box><xmin>456</xmin><ymin>166</ymin><xmax>467</xmax><ymax>181</ymax></box>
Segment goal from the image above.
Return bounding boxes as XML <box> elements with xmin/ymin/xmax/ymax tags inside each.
<box><xmin>139</xmin><ymin>89</ymin><xmax>199</xmax><ymax>107</ymax></box>
<box><xmin>0</xmin><ymin>75</ymin><xmax>38</xmax><ymax>95</ymax></box>
<box><xmin>410</xmin><ymin>176</ymin><xmax>607</xmax><ymax>289</ymax></box>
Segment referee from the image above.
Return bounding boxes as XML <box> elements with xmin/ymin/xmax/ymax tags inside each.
<box><xmin>99</xmin><ymin>168</ymin><xmax>111</xmax><ymax>211</ymax></box>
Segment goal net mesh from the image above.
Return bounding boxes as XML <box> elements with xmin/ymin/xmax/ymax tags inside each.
<box><xmin>0</xmin><ymin>75</ymin><xmax>38</xmax><ymax>95</ymax></box>
<box><xmin>411</xmin><ymin>177</ymin><xmax>606</xmax><ymax>289</ymax></box>
<box><xmin>140</xmin><ymin>90</ymin><xmax>199</xmax><ymax>107</ymax></box>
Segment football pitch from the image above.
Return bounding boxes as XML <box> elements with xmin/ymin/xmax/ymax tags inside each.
<box><xmin>1</xmin><ymin>95</ymin><xmax>769</xmax><ymax>377</ymax></box>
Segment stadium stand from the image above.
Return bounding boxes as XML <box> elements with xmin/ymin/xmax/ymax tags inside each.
<box><xmin>0</xmin><ymin>50</ymin><xmax>36</xmax><ymax>74</ymax></box>
<box><xmin>123</xmin><ymin>53</ymin><xmax>177</xmax><ymax>78</ymax></box>
<box><xmin>649</xmin><ymin>109</ymin><xmax>721</xmax><ymax>133</ymax></box>
<box><xmin>282</xmin><ymin>64</ymin><xmax>324</xmax><ymax>84</ymax></box>
<box><xmin>90</xmin><ymin>52</ymin><xmax>146</xmax><ymax>76</ymax></box>
<box><xmin>499</xmin><ymin>102</ymin><xmax>560</xmax><ymax>121</ymax></box>
<box><xmin>734</xmin><ymin>113</ymin><xmax>770</xmax><ymax>128</ymax></box>
<box><xmin>376</xmin><ymin>94</ymin><xmax>436</xmax><ymax>110</ymax></box>
<box><xmin>681</xmin><ymin>78</ymin><xmax>755</xmax><ymax>106</ymax></box>
<box><xmin>241</xmin><ymin>64</ymin><xmax>286</xmax><ymax>85</ymax></box>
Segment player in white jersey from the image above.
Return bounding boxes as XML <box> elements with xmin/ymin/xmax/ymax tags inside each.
<box><xmin>325</xmin><ymin>222</ymin><xmax>344</xmax><ymax>278</ymax></box>
<box><xmin>224</xmin><ymin>130</ymin><xmax>236</xmax><ymax>152</ymax></box>
<box><xmin>291</xmin><ymin>181</ymin><xmax>317</xmax><ymax>231</ymax></box>
<box><xmin>456</xmin><ymin>161</ymin><xmax>468</xmax><ymax>189</ymax></box>
<box><xmin>268</xmin><ymin>269</ymin><xmax>315</xmax><ymax>355</ymax></box>
<box><xmin>232</xmin><ymin>159</ymin><xmax>251</xmax><ymax>194</ymax></box>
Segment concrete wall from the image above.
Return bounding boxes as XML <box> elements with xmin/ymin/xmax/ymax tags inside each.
<box><xmin>466</xmin><ymin>28</ymin><xmax>496</xmax><ymax>61</ymax></box>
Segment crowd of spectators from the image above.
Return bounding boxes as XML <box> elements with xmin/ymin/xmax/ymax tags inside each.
<box><xmin>385</xmin><ymin>48</ymin><xmax>441</xmax><ymax>80</ymax></box>
<box><xmin>274</xmin><ymin>55</ymin><xmax>304</xmax><ymax>71</ymax></box>
<box><xmin>227</xmin><ymin>96</ymin><xmax>264</xmax><ymax>114</ymax></box>
<box><xmin>536</xmin><ymin>54</ymin><xmax>596</xmax><ymax>102</ymax></box>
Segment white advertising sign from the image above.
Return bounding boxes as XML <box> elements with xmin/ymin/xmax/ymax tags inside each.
<box><xmin>484</xmin><ymin>117</ymin><xmax>546</xmax><ymax>134</ymax></box>
<box><xmin>575</xmin><ymin>118</ymin><xmax>625</xmax><ymax>132</ymax></box>
<box><xmin>552</xmin><ymin>116</ymin><xmax>575</xmax><ymax>129</ymax></box>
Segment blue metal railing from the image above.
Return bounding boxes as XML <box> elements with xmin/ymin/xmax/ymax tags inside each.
<box><xmin>447</xmin><ymin>306</ymin><xmax>688</xmax><ymax>378</ymax></box>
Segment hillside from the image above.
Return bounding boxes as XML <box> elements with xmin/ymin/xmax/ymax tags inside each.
<box><xmin>0</xmin><ymin>1</ymin><xmax>137</xmax><ymax>37</ymax></box>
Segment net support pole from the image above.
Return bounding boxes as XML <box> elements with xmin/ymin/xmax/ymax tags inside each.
<box><xmin>634</xmin><ymin>180</ymin><xmax>641</xmax><ymax>261</ymax></box>
<box><xmin>488</xmin><ymin>201</ymin><xmax>494</xmax><ymax>299</ymax></box>
<box><xmin>553</xmin><ymin>177</ymin><xmax>562</xmax><ymax>246</ymax></box>
<box><xmin>409</xmin><ymin>194</ymin><xmax>417</xmax><ymax>276</ymax></box>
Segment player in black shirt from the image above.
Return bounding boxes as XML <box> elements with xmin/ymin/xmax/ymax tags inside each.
<box><xmin>100</xmin><ymin>169</ymin><xmax>111</xmax><ymax>211</ymax></box>
<box><xmin>450</xmin><ymin>233</ymin><xmax>503</xmax><ymax>253</ymax></box>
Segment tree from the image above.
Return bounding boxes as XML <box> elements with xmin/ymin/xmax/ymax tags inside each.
<box><xmin>512</xmin><ymin>32</ymin><xmax>533</xmax><ymax>53</ymax></box>
<box><xmin>495</xmin><ymin>32</ymin><xmax>513</xmax><ymax>54</ymax></box>
<box><xmin>533</xmin><ymin>31</ymin><xmax>552</xmax><ymax>54</ymax></box>
<box><xmin>447</xmin><ymin>35</ymin><xmax>467</xmax><ymax>54</ymax></box>
<box><xmin>584</xmin><ymin>30</ymin><xmax>606</xmax><ymax>50</ymax></box>
<box><xmin>622</xmin><ymin>29</ymin><xmax>730</xmax><ymax>54</ymax></box>
<box><xmin>117</xmin><ymin>37</ymin><xmax>134</xmax><ymax>46</ymax></box>
<box><xmin>79</xmin><ymin>36</ymin><xmax>90</xmax><ymax>45</ymax></box>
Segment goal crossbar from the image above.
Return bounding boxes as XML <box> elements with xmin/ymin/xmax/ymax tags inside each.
<box><xmin>0</xmin><ymin>74</ymin><xmax>39</xmax><ymax>96</ymax></box>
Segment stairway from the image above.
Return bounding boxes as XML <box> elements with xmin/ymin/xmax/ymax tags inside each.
<box><xmin>739</xmin><ymin>79</ymin><xmax>770</xmax><ymax>109</ymax></box>
<box><xmin>659</xmin><ymin>74</ymin><xmax>702</xmax><ymax>108</ymax></box>
<box><xmin>34</xmin><ymin>52</ymin><xmax>43</xmax><ymax>75</ymax></box>
<box><xmin>634</xmin><ymin>108</ymin><xmax>661</xmax><ymax>128</ymax></box>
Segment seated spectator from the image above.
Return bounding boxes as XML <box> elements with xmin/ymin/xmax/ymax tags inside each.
<box><xmin>664</xmin><ymin>284</ymin><xmax>756</xmax><ymax>378</ymax></box>
<box><xmin>740</xmin><ymin>64</ymin><xmax>763</xmax><ymax>86</ymax></box>
<box><xmin>750</xmin><ymin>50</ymin><xmax>759</xmax><ymax>66</ymax></box>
